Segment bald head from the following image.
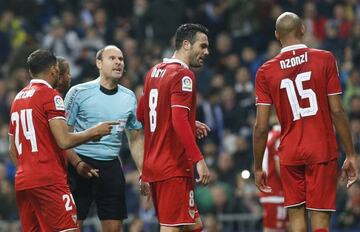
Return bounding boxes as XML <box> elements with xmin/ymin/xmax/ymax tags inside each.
<box><xmin>275</xmin><ymin>12</ymin><xmax>304</xmax><ymax>42</ymax></box>
<box><xmin>96</xmin><ymin>45</ymin><xmax>121</xmax><ymax>61</ymax></box>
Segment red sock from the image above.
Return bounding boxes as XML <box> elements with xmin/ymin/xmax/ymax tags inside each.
<box><xmin>314</xmin><ymin>229</ymin><xmax>328</xmax><ymax>232</ymax></box>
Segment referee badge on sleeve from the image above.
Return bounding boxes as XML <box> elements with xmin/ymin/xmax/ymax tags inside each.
<box><xmin>182</xmin><ymin>76</ymin><xmax>192</xmax><ymax>92</ymax></box>
<box><xmin>54</xmin><ymin>95</ymin><xmax>65</xmax><ymax>110</ymax></box>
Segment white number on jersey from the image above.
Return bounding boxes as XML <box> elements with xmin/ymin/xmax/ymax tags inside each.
<box><xmin>11</xmin><ymin>109</ymin><xmax>38</xmax><ymax>155</ymax></box>
<box><xmin>280</xmin><ymin>71</ymin><xmax>318</xmax><ymax>121</ymax></box>
<box><xmin>62</xmin><ymin>193</ymin><xmax>75</xmax><ymax>211</ymax></box>
<box><xmin>149</xmin><ymin>89</ymin><xmax>159</xmax><ymax>132</ymax></box>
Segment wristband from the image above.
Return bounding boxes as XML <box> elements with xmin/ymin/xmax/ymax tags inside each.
<box><xmin>75</xmin><ymin>160</ymin><xmax>84</xmax><ymax>169</ymax></box>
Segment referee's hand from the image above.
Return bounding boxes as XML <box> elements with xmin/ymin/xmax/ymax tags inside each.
<box><xmin>76</xmin><ymin>161</ymin><xmax>99</xmax><ymax>178</ymax></box>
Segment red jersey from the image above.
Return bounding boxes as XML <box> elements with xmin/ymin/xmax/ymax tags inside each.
<box><xmin>139</xmin><ymin>58</ymin><xmax>197</xmax><ymax>182</ymax></box>
<box><xmin>9</xmin><ymin>79</ymin><xmax>68</xmax><ymax>191</ymax></box>
<box><xmin>260</xmin><ymin>125</ymin><xmax>284</xmax><ymax>203</ymax></box>
<box><xmin>255</xmin><ymin>44</ymin><xmax>342</xmax><ymax>165</ymax></box>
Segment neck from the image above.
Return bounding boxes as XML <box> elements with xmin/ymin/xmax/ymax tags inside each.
<box><xmin>281</xmin><ymin>38</ymin><xmax>303</xmax><ymax>48</ymax></box>
<box><xmin>99</xmin><ymin>75</ymin><xmax>118</xmax><ymax>89</ymax></box>
<box><xmin>173</xmin><ymin>51</ymin><xmax>190</xmax><ymax>67</ymax></box>
<box><xmin>35</xmin><ymin>74</ymin><xmax>55</xmax><ymax>88</ymax></box>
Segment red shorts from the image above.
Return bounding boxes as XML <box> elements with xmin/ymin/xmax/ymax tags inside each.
<box><xmin>16</xmin><ymin>184</ymin><xmax>79</xmax><ymax>232</ymax></box>
<box><xmin>262</xmin><ymin>202</ymin><xmax>287</xmax><ymax>230</ymax></box>
<box><xmin>150</xmin><ymin>177</ymin><xmax>199</xmax><ymax>226</ymax></box>
<box><xmin>280</xmin><ymin>159</ymin><xmax>338</xmax><ymax>211</ymax></box>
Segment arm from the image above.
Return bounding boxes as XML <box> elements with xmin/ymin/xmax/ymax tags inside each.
<box><xmin>49</xmin><ymin>118</ymin><xmax>116</xmax><ymax>150</ymax></box>
<box><xmin>125</xmin><ymin>128</ymin><xmax>144</xmax><ymax>174</ymax></box>
<box><xmin>8</xmin><ymin>135</ymin><xmax>18</xmax><ymax>168</ymax></box>
<box><xmin>253</xmin><ymin>105</ymin><xmax>272</xmax><ymax>192</ymax></box>
<box><xmin>329</xmin><ymin>94</ymin><xmax>358</xmax><ymax>188</ymax></box>
<box><xmin>172</xmin><ymin>107</ymin><xmax>210</xmax><ymax>185</ymax></box>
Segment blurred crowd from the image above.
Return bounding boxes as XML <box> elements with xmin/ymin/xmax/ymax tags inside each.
<box><xmin>0</xmin><ymin>0</ymin><xmax>360</xmax><ymax>231</ymax></box>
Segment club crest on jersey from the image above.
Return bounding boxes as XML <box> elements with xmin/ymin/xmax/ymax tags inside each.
<box><xmin>71</xmin><ymin>214</ymin><xmax>77</xmax><ymax>223</ymax></box>
<box><xmin>188</xmin><ymin>209</ymin><xmax>195</xmax><ymax>219</ymax></box>
<box><xmin>182</xmin><ymin>76</ymin><xmax>192</xmax><ymax>92</ymax></box>
<box><xmin>54</xmin><ymin>95</ymin><xmax>65</xmax><ymax>110</ymax></box>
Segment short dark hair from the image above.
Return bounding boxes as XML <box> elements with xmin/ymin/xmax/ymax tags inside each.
<box><xmin>27</xmin><ymin>49</ymin><xmax>57</xmax><ymax>75</ymax></box>
<box><xmin>174</xmin><ymin>23</ymin><xmax>208</xmax><ymax>50</ymax></box>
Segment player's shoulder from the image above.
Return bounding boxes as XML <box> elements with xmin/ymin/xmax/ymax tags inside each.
<box><xmin>117</xmin><ymin>85</ymin><xmax>136</xmax><ymax>99</ymax></box>
<box><xmin>308</xmin><ymin>48</ymin><xmax>333</xmax><ymax>58</ymax></box>
<box><xmin>66</xmin><ymin>79</ymin><xmax>99</xmax><ymax>98</ymax></box>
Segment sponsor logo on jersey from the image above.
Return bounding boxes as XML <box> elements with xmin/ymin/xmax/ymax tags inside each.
<box><xmin>182</xmin><ymin>76</ymin><xmax>192</xmax><ymax>92</ymax></box>
<box><xmin>54</xmin><ymin>95</ymin><xmax>65</xmax><ymax>110</ymax></box>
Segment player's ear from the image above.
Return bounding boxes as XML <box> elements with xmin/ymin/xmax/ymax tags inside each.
<box><xmin>183</xmin><ymin>40</ymin><xmax>191</xmax><ymax>51</ymax></box>
<box><xmin>275</xmin><ymin>30</ymin><xmax>280</xmax><ymax>41</ymax></box>
<box><xmin>96</xmin><ymin>59</ymin><xmax>102</xmax><ymax>70</ymax></box>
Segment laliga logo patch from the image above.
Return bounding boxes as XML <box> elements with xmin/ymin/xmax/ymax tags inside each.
<box><xmin>54</xmin><ymin>95</ymin><xmax>65</xmax><ymax>110</ymax></box>
<box><xmin>188</xmin><ymin>209</ymin><xmax>195</xmax><ymax>219</ymax></box>
<box><xmin>182</xmin><ymin>76</ymin><xmax>192</xmax><ymax>92</ymax></box>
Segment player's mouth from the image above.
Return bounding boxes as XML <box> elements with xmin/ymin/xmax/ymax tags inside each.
<box><xmin>113</xmin><ymin>68</ymin><xmax>123</xmax><ymax>74</ymax></box>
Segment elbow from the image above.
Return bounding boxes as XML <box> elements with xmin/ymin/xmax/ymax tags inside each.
<box><xmin>331</xmin><ymin>107</ymin><xmax>346</xmax><ymax>120</ymax></box>
<box><xmin>57</xmin><ymin>138</ymin><xmax>71</xmax><ymax>150</ymax></box>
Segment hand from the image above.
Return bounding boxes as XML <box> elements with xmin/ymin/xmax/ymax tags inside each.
<box><xmin>341</xmin><ymin>155</ymin><xmax>358</xmax><ymax>188</ymax></box>
<box><xmin>76</xmin><ymin>161</ymin><xmax>99</xmax><ymax>178</ymax></box>
<box><xmin>139</xmin><ymin>178</ymin><xmax>151</xmax><ymax>198</ymax></box>
<box><xmin>195</xmin><ymin>121</ymin><xmax>210</xmax><ymax>139</ymax></box>
<box><xmin>91</xmin><ymin>121</ymin><xmax>119</xmax><ymax>140</ymax></box>
<box><xmin>254</xmin><ymin>170</ymin><xmax>272</xmax><ymax>193</ymax></box>
<box><xmin>195</xmin><ymin>159</ymin><xmax>210</xmax><ymax>185</ymax></box>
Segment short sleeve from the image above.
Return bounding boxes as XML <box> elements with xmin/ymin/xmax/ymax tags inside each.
<box><xmin>126</xmin><ymin>95</ymin><xmax>142</xmax><ymax>130</ymax></box>
<box><xmin>171</xmin><ymin>69</ymin><xmax>195</xmax><ymax>110</ymax></box>
<box><xmin>255</xmin><ymin>67</ymin><xmax>272</xmax><ymax>105</ymax></box>
<box><xmin>64</xmin><ymin>86</ymin><xmax>80</xmax><ymax>126</ymax></box>
<box><xmin>326</xmin><ymin>53</ymin><xmax>342</xmax><ymax>95</ymax></box>
<box><xmin>43</xmin><ymin>90</ymin><xmax>66</xmax><ymax>120</ymax></box>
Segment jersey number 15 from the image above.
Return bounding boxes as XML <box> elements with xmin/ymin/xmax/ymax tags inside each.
<box><xmin>280</xmin><ymin>71</ymin><xmax>318</xmax><ymax>121</ymax></box>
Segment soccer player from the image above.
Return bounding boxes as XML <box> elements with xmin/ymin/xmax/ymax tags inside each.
<box><xmin>253</xmin><ymin>12</ymin><xmax>358</xmax><ymax>232</ymax></box>
<box><xmin>56</xmin><ymin>56</ymin><xmax>71</xmax><ymax>93</ymax></box>
<box><xmin>64</xmin><ymin>45</ymin><xmax>144</xmax><ymax>232</ymax></box>
<box><xmin>137</xmin><ymin>23</ymin><xmax>211</xmax><ymax>232</ymax></box>
<box><xmin>8</xmin><ymin>49</ymin><xmax>115</xmax><ymax>232</ymax></box>
<box><xmin>260</xmin><ymin>124</ymin><xmax>287</xmax><ymax>232</ymax></box>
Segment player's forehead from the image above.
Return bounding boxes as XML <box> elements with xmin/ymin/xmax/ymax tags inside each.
<box><xmin>102</xmin><ymin>46</ymin><xmax>123</xmax><ymax>58</ymax></box>
<box><xmin>194</xmin><ymin>32</ymin><xmax>209</xmax><ymax>47</ymax></box>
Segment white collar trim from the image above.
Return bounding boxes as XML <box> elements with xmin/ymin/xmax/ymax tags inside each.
<box><xmin>30</xmin><ymin>79</ymin><xmax>53</xmax><ymax>88</ymax></box>
<box><xmin>281</xmin><ymin>44</ymin><xmax>307</xmax><ymax>53</ymax></box>
<box><xmin>163</xmin><ymin>58</ymin><xmax>189</xmax><ymax>69</ymax></box>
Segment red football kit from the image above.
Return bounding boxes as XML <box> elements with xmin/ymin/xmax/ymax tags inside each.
<box><xmin>9</xmin><ymin>79</ymin><xmax>78</xmax><ymax>231</ymax></box>
<box><xmin>260</xmin><ymin>126</ymin><xmax>287</xmax><ymax>230</ymax></box>
<box><xmin>138</xmin><ymin>58</ymin><xmax>202</xmax><ymax>225</ymax></box>
<box><xmin>255</xmin><ymin>44</ymin><xmax>341</xmax><ymax>210</ymax></box>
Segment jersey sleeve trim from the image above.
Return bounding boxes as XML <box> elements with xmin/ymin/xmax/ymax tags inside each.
<box><xmin>256</xmin><ymin>103</ymin><xmax>272</xmax><ymax>106</ymax></box>
<box><xmin>327</xmin><ymin>92</ymin><xmax>342</xmax><ymax>96</ymax></box>
<box><xmin>48</xmin><ymin>116</ymin><xmax>66</xmax><ymax>121</ymax></box>
<box><xmin>171</xmin><ymin>105</ymin><xmax>190</xmax><ymax>110</ymax></box>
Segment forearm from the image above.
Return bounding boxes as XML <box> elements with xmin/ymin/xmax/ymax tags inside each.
<box><xmin>332</xmin><ymin>109</ymin><xmax>356</xmax><ymax>156</ymax></box>
<box><xmin>127</xmin><ymin>130</ymin><xmax>144</xmax><ymax>174</ymax></box>
<box><xmin>66</xmin><ymin>149</ymin><xmax>82</xmax><ymax>167</ymax></box>
<box><xmin>172</xmin><ymin>107</ymin><xmax>203</xmax><ymax>163</ymax></box>
<box><xmin>253</xmin><ymin>124</ymin><xmax>269</xmax><ymax>171</ymax></box>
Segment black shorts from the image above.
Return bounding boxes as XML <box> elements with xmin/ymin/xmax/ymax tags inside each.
<box><xmin>68</xmin><ymin>154</ymin><xmax>127</xmax><ymax>220</ymax></box>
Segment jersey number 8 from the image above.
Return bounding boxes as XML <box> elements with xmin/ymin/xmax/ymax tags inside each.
<box><xmin>149</xmin><ymin>89</ymin><xmax>158</xmax><ymax>132</ymax></box>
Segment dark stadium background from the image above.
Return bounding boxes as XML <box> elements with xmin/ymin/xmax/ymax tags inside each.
<box><xmin>0</xmin><ymin>0</ymin><xmax>359</xmax><ymax>231</ymax></box>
